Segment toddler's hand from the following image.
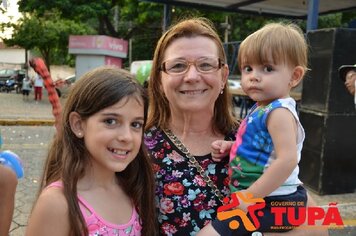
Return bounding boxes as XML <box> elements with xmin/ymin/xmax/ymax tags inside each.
<box><xmin>211</xmin><ymin>140</ymin><xmax>232</xmax><ymax>162</ymax></box>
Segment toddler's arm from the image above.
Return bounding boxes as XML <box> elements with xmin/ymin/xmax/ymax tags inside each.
<box><xmin>211</xmin><ymin>140</ymin><xmax>233</xmax><ymax>162</ymax></box>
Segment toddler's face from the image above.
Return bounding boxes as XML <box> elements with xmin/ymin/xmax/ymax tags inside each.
<box><xmin>240</xmin><ymin>59</ymin><xmax>298</xmax><ymax>106</ymax></box>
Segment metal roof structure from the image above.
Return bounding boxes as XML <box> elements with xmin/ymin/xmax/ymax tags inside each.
<box><xmin>141</xmin><ymin>0</ymin><xmax>356</xmax><ymax>30</ymax></box>
<box><xmin>141</xmin><ymin>0</ymin><xmax>356</xmax><ymax>18</ymax></box>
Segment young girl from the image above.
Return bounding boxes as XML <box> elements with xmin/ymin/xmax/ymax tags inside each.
<box><xmin>26</xmin><ymin>66</ymin><xmax>157</xmax><ymax>236</ymax></box>
<box><xmin>198</xmin><ymin>22</ymin><xmax>308</xmax><ymax>235</ymax></box>
<box><xmin>22</xmin><ymin>76</ymin><xmax>32</xmax><ymax>101</ymax></box>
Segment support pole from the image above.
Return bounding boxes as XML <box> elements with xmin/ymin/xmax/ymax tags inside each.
<box><xmin>306</xmin><ymin>0</ymin><xmax>320</xmax><ymax>31</ymax></box>
<box><xmin>163</xmin><ymin>4</ymin><xmax>171</xmax><ymax>32</ymax></box>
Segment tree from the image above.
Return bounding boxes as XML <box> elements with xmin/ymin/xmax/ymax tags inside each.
<box><xmin>16</xmin><ymin>0</ymin><xmax>165</xmax><ymax>64</ymax></box>
<box><xmin>14</xmin><ymin>1</ymin><xmax>239</xmax><ymax>64</ymax></box>
<box><xmin>1</xmin><ymin>12</ymin><xmax>94</xmax><ymax>69</ymax></box>
<box><xmin>17</xmin><ymin>0</ymin><xmax>160</xmax><ymax>38</ymax></box>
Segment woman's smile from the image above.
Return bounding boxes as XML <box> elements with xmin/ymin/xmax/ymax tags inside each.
<box><xmin>179</xmin><ymin>89</ymin><xmax>207</xmax><ymax>95</ymax></box>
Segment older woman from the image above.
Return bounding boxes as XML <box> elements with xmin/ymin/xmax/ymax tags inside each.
<box><xmin>144</xmin><ymin>17</ymin><xmax>236</xmax><ymax>235</ymax></box>
<box><xmin>144</xmin><ymin>17</ymin><xmax>328</xmax><ymax>236</ymax></box>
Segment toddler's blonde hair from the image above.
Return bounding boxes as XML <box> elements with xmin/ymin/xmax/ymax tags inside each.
<box><xmin>238</xmin><ymin>22</ymin><xmax>308</xmax><ymax>72</ymax></box>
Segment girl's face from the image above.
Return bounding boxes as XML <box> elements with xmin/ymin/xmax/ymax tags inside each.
<box><xmin>240</xmin><ymin>56</ymin><xmax>300</xmax><ymax>106</ymax></box>
<box><xmin>81</xmin><ymin>96</ymin><xmax>144</xmax><ymax>174</ymax></box>
<box><xmin>161</xmin><ymin>36</ymin><xmax>228</xmax><ymax>114</ymax></box>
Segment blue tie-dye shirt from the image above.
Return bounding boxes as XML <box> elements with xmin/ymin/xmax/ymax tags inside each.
<box><xmin>229</xmin><ymin>98</ymin><xmax>304</xmax><ymax>196</ymax></box>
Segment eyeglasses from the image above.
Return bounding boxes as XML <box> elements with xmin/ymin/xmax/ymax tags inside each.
<box><xmin>160</xmin><ymin>57</ymin><xmax>224</xmax><ymax>75</ymax></box>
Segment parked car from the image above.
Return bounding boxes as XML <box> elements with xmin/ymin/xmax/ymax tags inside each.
<box><xmin>53</xmin><ymin>74</ymin><xmax>76</xmax><ymax>98</ymax></box>
<box><xmin>0</xmin><ymin>69</ymin><xmax>26</xmax><ymax>92</ymax></box>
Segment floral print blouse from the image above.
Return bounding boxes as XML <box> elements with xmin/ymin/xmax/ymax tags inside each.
<box><xmin>144</xmin><ymin>127</ymin><xmax>235</xmax><ymax>235</ymax></box>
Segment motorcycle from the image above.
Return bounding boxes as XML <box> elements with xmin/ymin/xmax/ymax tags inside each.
<box><xmin>4</xmin><ymin>79</ymin><xmax>17</xmax><ymax>93</ymax></box>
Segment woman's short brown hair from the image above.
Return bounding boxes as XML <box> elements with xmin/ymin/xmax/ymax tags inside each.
<box><xmin>146</xmin><ymin>17</ymin><xmax>238</xmax><ymax>134</ymax></box>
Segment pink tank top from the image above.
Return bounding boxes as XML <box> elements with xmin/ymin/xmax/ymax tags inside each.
<box><xmin>47</xmin><ymin>181</ymin><xmax>142</xmax><ymax>236</ymax></box>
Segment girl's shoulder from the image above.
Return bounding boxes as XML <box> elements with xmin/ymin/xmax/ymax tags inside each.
<box><xmin>36</xmin><ymin>183</ymin><xmax>68</xmax><ymax>217</ymax></box>
<box><xmin>26</xmin><ymin>183</ymin><xmax>70</xmax><ymax>235</ymax></box>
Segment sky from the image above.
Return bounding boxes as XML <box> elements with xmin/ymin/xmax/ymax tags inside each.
<box><xmin>0</xmin><ymin>0</ymin><xmax>22</xmax><ymax>39</ymax></box>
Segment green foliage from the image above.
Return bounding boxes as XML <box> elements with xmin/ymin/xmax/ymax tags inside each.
<box><xmin>18</xmin><ymin>0</ymin><xmax>130</xmax><ymax>36</ymax></box>
<box><xmin>341</xmin><ymin>11</ymin><xmax>356</xmax><ymax>26</ymax></box>
<box><xmin>318</xmin><ymin>13</ymin><xmax>343</xmax><ymax>29</ymax></box>
<box><xmin>16</xmin><ymin>0</ymin><xmax>164</xmax><ymax>66</ymax></box>
<box><xmin>18</xmin><ymin>0</ymin><xmax>111</xmax><ymax>20</ymax></box>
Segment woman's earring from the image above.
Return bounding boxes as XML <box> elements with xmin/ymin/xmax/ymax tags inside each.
<box><xmin>78</xmin><ymin>132</ymin><xmax>82</xmax><ymax>137</ymax></box>
<box><xmin>220</xmin><ymin>88</ymin><xmax>224</xmax><ymax>94</ymax></box>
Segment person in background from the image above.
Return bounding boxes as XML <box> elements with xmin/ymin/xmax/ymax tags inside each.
<box><xmin>0</xmin><ymin>165</ymin><xmax>18</xmax><ymax>236</ymax></box>
<box><xmin>29</xmin><ymin>58</ymin><xmax>62</xmax><ymax>132</ymax></box>
<box><xmin>339</xmin><ymin>64</ymin><xmax>356</xmax><ymax>109</ymax></box>
<box><xmin>199</xmin><ymin>22</ymin><xmax>308</xmax><ymax>236</ymax></box>
<box><xmin>32</xmin><ymin>73</ymin><xmax>43</xmax><ymax>101</ymax></box>
<box><xmin>144</xmin><ymin>17</ymin><xmax>327</xmax><ymax>236</ymax></box>
<box><xmin>22</xmin><ymin>76</ymin><xmax>32</xmax><ymax>101</ymax></box>
<box><xmin>26</xmin><ymin>66</ymin><xmax>157</xmax><ymax>235</ymax></box>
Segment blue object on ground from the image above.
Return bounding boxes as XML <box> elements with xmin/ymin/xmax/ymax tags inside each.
<box><xmin>0</xmin><ymin>150</ymin><xmax>24</xmax><ymax>179</ymax></box>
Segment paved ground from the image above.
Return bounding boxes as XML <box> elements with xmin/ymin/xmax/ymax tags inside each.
<box><xmin>0</xmin><ymin>91</ymin><xmax>355</xmax><ymax>235</ymax></box>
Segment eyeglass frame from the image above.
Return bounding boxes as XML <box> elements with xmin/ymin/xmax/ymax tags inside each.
<box><xmin>159</xmin><ymin>57</ymin><xmax>225</xmax><ymax>75</ymax></box>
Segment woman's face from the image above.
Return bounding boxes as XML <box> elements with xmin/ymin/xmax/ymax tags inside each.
<box><xmin>160</xmin><ymin>36</ymin><xmax>228</xmax><ymax>114</ymax></box>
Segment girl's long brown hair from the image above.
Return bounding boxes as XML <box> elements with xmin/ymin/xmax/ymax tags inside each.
<box><xmin>39</xmin><ymin>66</ymin><xmax>157</xmax><ymax>235</ymax></box>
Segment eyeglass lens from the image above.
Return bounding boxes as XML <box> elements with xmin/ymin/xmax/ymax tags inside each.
<box><xmin>162</xmin><ymin>58</ymin><xmax>221</xmax><ymax>74</ymax></box>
